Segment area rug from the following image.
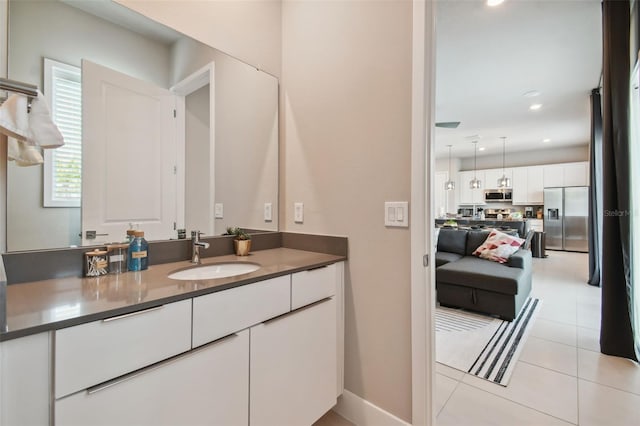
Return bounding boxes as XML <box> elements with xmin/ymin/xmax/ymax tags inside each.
<box><xmin>435</xmin><ymin>297</ymin><xmax>541</xmax><ymax>386</ymax></box>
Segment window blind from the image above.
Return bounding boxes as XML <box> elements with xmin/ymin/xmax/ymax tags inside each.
<box><xmin>44</xmin><ymin>59</ymin><xmax>81</xmax><ymax>208</ymax></box>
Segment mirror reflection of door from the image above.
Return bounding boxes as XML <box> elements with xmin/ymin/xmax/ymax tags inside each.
<box><xmin>81</xmin><ymin>60</ymin><xmax>179</xmax><ymax>245</ymax></box>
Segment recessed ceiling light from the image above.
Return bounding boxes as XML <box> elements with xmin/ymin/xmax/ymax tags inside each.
<box><xmin>543</xmin><ymin>138</ymin><xmax>551</xmax><ymax>143</ymax></box>
<box><xmin>479</xmin><ymin>147</ymin><xmax>486</xmax><ymax>151</ymax></box>
<box><xmin>487</xmin><ymin>0</ymin><xmax>505</xmax><ymax>6</ymax></box>
<box><xmin>529</xmin><ymin>103</ymin><xmax>543</xmax><ymax>111</ymax></box>
<box><xmin>523</xmin><ymin>90</ymin><xmax>541</xmax><ymax>98</ymax></box>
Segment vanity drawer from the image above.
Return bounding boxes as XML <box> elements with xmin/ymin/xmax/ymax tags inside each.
<box><xmin>291</xmin><ymin>263</ymin><xmax>337</xmax><ymax>310</ymax></box>
<box><xmin>55</xmin><ymin>299</ymin><xmax>192</xmax><ymax>399</ymax></box>
<box><xmin>192</xmin><ymin>275</ymin><xmax>291</xmax><ymax>347</ymax></box>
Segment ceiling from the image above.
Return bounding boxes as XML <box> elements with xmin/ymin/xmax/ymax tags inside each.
<box><xmin>434</xmin><ymin>0</ymin><xmax>602</xmax><ymax>159</ymax></box>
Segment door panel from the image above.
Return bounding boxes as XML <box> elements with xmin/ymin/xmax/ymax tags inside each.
<box><xmin>82</xmin><ymin>60</ymin><xmax>178</xmax><ymax>245</ymax></box>
<box><xmin>544</xmin><ymin>188</ymin><xmax>563</xmax><ymax>250</ymax></box>
<box><xmin>563</xmin><ymin>186</ymin><xmax>589</xmax><ymax>252</ymax></box>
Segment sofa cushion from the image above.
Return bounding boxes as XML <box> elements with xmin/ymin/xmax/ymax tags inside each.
<box><xmin>473</xmin><ymin>229</ymin><xmax>525</xmax><ymax>263</ymax></box>
<box><xmin>436</xmin><ymin>257</ymin><xmax>524</xmax><ymax>295</ymax></box>
<box><xmin>437</xmin><ymin>229</ymin><xmax>468</xmax><ymax>256</ymax></box>
<box><xmin>435</xmin><ymin>251</ymin><xmax>464</xmax><ymax>267</ymax></box>
<box><xmin>465</xmin><ymin>230</ymin><xmax>491</xmax><ymax>256</ymax></box>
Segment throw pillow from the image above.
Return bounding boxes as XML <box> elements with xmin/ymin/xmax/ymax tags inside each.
<box><xmin>472</xmin><ymin>229</ymin><xmax>525</xmax><ymax>263</ymax></box>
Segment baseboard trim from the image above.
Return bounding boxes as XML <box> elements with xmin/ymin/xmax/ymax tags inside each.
<box><xmin>333</xmin><ymin>390</ymin><xmax>411</xmax><ymax>426</ymax></box>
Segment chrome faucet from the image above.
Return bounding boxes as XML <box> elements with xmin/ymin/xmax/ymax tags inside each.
<box><xmin>191</xmin><ymin>231</ymin><xmax>210</xmax><ymax>264</ymax></box>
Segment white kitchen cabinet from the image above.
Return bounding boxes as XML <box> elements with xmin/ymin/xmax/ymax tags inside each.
<box><xmin>56</xmin><ymin>330</ymin><xmax>249</xmax><ymax>426</ymax></box>
<box><xmin>291</xmin><ymin>263</ymin><xmax>337</xmax><ymax>310</ymax></box>
<box><xmin>528</xmin><ymin>219</ymin><xmax>544</xmax><ymax>232</ymax></box>
<box><xmin>55</xmin><ymin>299</ymin><xmax>192</xmax><ymax>398</ymax></box>
<box><xmin>511</xmin><ymin>167</ymin><xmax>528</xmax><ymax>205</ymax></box>
<box><xmin>564</xmin><ymin>162</ymin><xmax>589</xmax><ymax>186</ymax></box>
<box><xmin>527</xmin><ymin>166</ymin><xmax>545</xmax><ymax>204</ymax></box>
<box><xmin>543</xmin><ymin>164</ymin><xmax>564</xmax><ymax>188</ymax></box>
<box><xmin>0</xmin><ymin>332</ymin><xmax>51</xmax><ymax>426</ymax></box>
<box><xmin>458</xmin><ymin>170</ymin><xmax>485</xmax><ymax>205</ymax></box>
<box><xmin>484</xmin><ymin>167</ymin><xmax>513</xmax><ymax>190</ymax></box>
<box><xmin>192</xmin><ymin>275</ymin><xmax>290</xmax><ymax>347</ymax></box>
<box><xmin>543</xmin><ymin>162</ymin><xmax>588</xmax><ymax>188</ymax></box>
<box><xmin>250</xmin><ymin>298</ymin><xmax>337</xmax><ymax>426</ymax></box>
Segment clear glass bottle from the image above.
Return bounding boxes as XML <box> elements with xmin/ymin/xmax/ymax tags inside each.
<box><xmin>127</xmin><ymin>230</ymin><xmax>149</xmax><ymax>271</ymax></box>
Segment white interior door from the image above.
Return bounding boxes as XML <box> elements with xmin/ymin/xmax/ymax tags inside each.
<box><xmin>82</xmin><ymin>60</ymin><xmax>178</xmax><ymax>245</ymax></box>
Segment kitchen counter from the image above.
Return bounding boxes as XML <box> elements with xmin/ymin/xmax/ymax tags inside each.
<box><xmin>2</xmin><ymin>248</ymin><xmax>345</xmax><ymax>341</ymax></box>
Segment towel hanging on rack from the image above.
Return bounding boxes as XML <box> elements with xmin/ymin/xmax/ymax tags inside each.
<box><xmin>0</xmin><ymin>94</ymin><xmax>30</xmax><ymax>141</ymax></box>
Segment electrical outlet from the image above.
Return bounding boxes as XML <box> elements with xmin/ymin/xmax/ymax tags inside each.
<box><xmin>214</xmin><ymin>203</ymin><xmax>223</xmax><ymax>219</ymax></box>
<box><xmin>264</xmin><ymin>203</ymin><xmax>273</xmax><ymax>222</ymax></box>
<box><xmin>294</xmin><ymin>202</ymin><xmax>304</xmax><ymax>223</ymax></box>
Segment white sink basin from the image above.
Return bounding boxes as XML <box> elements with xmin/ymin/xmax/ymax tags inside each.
<box><xmin>168</xmin><ymin>262</ymin><xmax>260</xmax><ymax>281</ymax></box>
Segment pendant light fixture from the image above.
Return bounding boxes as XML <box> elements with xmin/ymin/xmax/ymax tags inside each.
<box><xmin>444</xmin><ymin>145</ymin><xmax>455</xmax><ymax>190</ymax></box>
<box><xmin>469</xmin><ymin>140</ymin><xmax>482</xmax><ymax>189</ymax></box>
<box><xmin>497</xmin><ymin>136</ymin><xmax>511</xmax><ymax>189</ymax></box>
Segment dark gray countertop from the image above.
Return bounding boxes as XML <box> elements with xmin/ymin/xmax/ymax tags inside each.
<box><xmin>2</xmin><ymin>248</ymin><xmax>345</xmax><ymax>341</ymax></box>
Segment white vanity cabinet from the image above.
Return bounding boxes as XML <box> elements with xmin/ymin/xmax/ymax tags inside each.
<box><xmin>3</xmin><ymin>259</ymin><xmax>345</xmax><ymax>426</ymax></box>
<box><xmin>250</xmin><ymin>297</ymin><xmax>337</xmax><ymax>426</ymax></box>
<box><xmin>55</xmin><ymin>299</ymin><xmax>192</xmax><ymax>399</ymax></box>
<box><xmin>192</xmin><ymin>275</ymin><xmax>290</xmax><ymax>347</ymax></box>
<box><xmin>0</xmin><ymin>332</ymin><xmax>51</xmax><ymax>426</ymax></box>
<box><xmin>56</xmin><ymin>330</ymin><xmax>249</xmax><ymax>426</ymax></box>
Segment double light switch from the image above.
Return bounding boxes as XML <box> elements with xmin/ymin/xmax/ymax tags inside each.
<box><xmin>385</xmin><ymin>202</ymin><xmax>409</xmax><ymax>227</ymax></box>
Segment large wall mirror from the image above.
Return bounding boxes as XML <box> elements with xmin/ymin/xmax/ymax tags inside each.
<box><xmin>6</xmin><ymin>0</ymin><xmax>279</xmax><ymax>252</ymax></box>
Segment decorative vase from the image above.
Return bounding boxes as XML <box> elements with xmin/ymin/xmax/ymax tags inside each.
<box><xmin>234</xmin><ymin>239</ymin><xmax>251</xmax><ymax>256</ymax></box>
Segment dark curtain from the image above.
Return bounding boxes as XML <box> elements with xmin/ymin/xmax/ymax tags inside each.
<box><xmin>600</xmin><ymin>0</ymin><xmax>637</xmax><ymax>361</ymax></box>
<box><xmin>588</xmin><ymin>89</ymin><xmax>602</xmax><ymax>287</ymax></box>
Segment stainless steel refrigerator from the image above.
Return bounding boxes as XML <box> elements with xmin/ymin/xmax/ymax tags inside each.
<box><xmin>544</xmin><ymin>187</ymin><xmax>589</xmax><ymax>252</ymax></box>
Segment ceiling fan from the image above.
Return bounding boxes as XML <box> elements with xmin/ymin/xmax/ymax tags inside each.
<box><xmin>435</xmin><ymin>121</ymin><xmax>461</xmax><ymax>128</ymax></box>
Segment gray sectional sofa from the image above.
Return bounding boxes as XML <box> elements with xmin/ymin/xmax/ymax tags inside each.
<box><xmin>435</xmin><ymin>228</ymin><xmax>532</xmax><ymax>321</ymax></box>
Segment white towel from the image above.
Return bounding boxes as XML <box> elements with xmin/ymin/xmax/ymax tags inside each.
<box><xmin>7</xmin><ymin>137</ymin><xmax>44</xmax><ymax>166</ymax></box>
<box><xmin>28</xmin><ymin>90</ymin><xmax>64</xmax><ymax>149</ymax></box>
<box><xmin>0</xmin><ymin>94</ymin><xmax>30</xmax><ymax>141</ymax></box>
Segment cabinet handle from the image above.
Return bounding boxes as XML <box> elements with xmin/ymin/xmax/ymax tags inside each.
<box><xmin>262</xmin><ymin>297</ymin><xmax>333</xmax><ymax>325</ymax></box>
<box><xmin>306</xmin><ymin>265</ymin><xmax>329</xmax><ymax>272</ymax></box>
<box><xmin>102</xmin><ymin>305</ymin><xmax>164</xmax><ymax>323</ymax></box>
<box><xmin>86</xmin><ymin>333</ymin><xmax>239</xmax><ymax>395</ymax></box>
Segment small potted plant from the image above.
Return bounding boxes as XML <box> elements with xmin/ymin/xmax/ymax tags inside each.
<box><xmin>225</xmin><ymin>227</ymin><xmax>252</xmax><ymax>256</ymax></box>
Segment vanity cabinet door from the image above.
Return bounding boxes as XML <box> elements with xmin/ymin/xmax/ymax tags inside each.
<box><xmin>55</xmin><ymin>299</ymin><xmax>192</xmax><ymax>398</ymax></box>
<box><xmin>250</xmin><ymin>298</ymin><xmax>337</xmax><ymax>426</ymax></box>
<box><xmin>55</xmin><ymin>330</ymin><xmax>249</xmax><ymax>426</ymax></box>
<box><xmin>192</xmin><ymin>275</ymin><xmax>291</xmax><ymax>347</ymax></box>
<box><xmin>291</xmin><ymin>263</ymin><xmax>337</xmax><ymax>310</ymax></box>
<box><xmin>0</xmin><ymin>332</ymin><xmax>51</xmax><ymax>426</ymax></box>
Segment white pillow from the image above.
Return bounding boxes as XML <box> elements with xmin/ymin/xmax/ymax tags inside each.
<box><xmin>472</xmin><ymin>229</ymin><xmax>525</xmax><ymax>264</ymax></box>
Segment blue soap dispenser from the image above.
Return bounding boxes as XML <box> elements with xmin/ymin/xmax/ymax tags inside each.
<box><xmin>128</xmin><ymin>230</ymin><xmax>149</xmax><ymax>271</ymax></box>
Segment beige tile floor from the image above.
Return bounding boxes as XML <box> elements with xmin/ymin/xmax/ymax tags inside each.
<box><xmin>436</xmin><ymin>250</ymin><xmax>640</xmax><ymax>426</ymax></box>
<box><xmin>316</xmin><ymin>251</ymin><xmax>640</xmax><ymax>426</ymax></box>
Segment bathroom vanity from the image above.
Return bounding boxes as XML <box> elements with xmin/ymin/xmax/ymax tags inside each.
<box><xmin>0</xmin><ymin>247</ymin><xmax>345</xmax><ymax>426</ymax></box>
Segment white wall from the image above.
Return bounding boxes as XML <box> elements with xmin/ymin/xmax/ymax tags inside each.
<box><xmin>185</xmin><ymin>85</ymin><xmax>212</xmax><ymax>234</ymax></box>
<box><xmin>458</xmin><ymin>144</ymin><xmax>589</xmax><ymax>170</ymax></box>
<box><xmin>7</xmin><ymin>0</ymin><xmax>172</xmax><ymax>251</ymax></box>
<box><xmin>171</xmin><ymin>38</ymin><xmax>279</xmax><ymax>235</ymax></box>
<box><xmin>115</xmin><ymin>0</ymin><xmax>282</xmax><ymax>78</ymax></box>
<box><xmin>282</xmin><ymin>1</ymin><xmax>413</xmax><ymax>421</ymax></box>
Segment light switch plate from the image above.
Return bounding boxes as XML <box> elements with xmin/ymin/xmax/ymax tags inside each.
<box><xmin>294</xmin><ymin>202</ymin><xmax>304</xmax><ymax>223</ymax></box>
<box><xmin>214</xmin><ymin>203</ymin><xmax>223</xmax><ymax>219</ymax></box>
<box><xmin>264</xmin><ymin>203</ymin><xmax>273</xmax><ymax>222</ymax></box>
<box><xmin>385</xmin><ymin>201</ymin><xmax>409</xmax><ymax>227</ymax></box>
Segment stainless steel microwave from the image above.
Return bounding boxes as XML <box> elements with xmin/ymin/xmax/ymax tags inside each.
<box><xmin>484</xmin><ymin>190</ymin><xmax>512</xmax><ymax>202</ymax></box>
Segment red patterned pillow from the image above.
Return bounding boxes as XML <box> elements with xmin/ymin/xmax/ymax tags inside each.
<box><xmin>472</xmin><ymin>229</ymin><xmax>525</xmax><ymax>263</ymax></box>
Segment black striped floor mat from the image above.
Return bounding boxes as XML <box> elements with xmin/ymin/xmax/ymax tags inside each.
<box><xmin>435</xmin><ymin>298</ymin><xmax>541</xmax><ymax>386</ymax></box>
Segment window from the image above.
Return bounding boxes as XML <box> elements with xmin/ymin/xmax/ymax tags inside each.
<box><xmin>43</xmin><ymin>58</ymin><xmax>81</xmax><ymax>208</ymax></box>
